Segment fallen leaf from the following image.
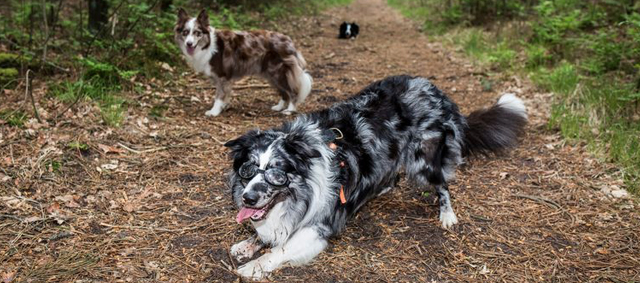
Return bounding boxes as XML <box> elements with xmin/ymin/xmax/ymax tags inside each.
<box><xmin>24</xmin><ymin>216</ymin><xmax>44</xmax><ymax>223</ymax></box>
<box><xmin>55</xmin><ymin>195</ymin><xmax>81</xmax><ymax>208</ymax></box>
<box><xmin>47</xmin><ymin>202</ymin><xmax>61</xmax><ymax>214</ymax></box>
<box><xmin>2</xmin><ymin>270</ymin><xmax>16</xmax><ymax>282</ymax></box>
<box><xmin>122</xmin><ymin>202</ymin><xmax>136</xmax><ymax>212</ymax></box>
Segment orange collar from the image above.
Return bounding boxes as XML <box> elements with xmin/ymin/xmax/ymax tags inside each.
<box><xmin>327</xmin><ymin>132</ymin><xmax>347</xmax><ymax>205</ymax></box>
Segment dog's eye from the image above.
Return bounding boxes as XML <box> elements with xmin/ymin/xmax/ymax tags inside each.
<box><xmin>265</xmin><ymin>168</ymin><xmax>288</xmax><ymax>186</ymax></box>
<box><xmin>239</xmin><ymin>162</ymin><xmax>258</xmax><ymax>179</ymax></box>
<box><xmin>194</xmin><ymin>31</ymin><xmax>201</xmax><ymax>37</ymax></box>
<box><xmin>182</xmin><ymin>30</ymin><xmax>189</xmax><ymax>36</ymax></box>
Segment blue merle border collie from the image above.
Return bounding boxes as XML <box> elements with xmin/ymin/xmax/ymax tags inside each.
<box><xmin>224</xmin><ymin>75</ymin><xmax>527</xmax><ymax>279</ymax></box>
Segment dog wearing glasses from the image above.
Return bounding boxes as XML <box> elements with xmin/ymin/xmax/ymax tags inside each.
<box><xmin>224</xmin><ymin>75</ymin><xmax>527</xmax><ymax>279</ymax></box>
<box><xmin>174</xmin><ymin>9</ymin><xmax>312</xmax><ymax>116</ymax></box>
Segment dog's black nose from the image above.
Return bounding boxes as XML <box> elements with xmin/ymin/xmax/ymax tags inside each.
<box><xmin>242</xmin><ymin>192</ymin><xmax>259</xmax><ymax>206</ymax></box>
<box><xmin>186</xmin><ymin>42</ymin><xmax>193</xmax><ymax>47</ymax></box>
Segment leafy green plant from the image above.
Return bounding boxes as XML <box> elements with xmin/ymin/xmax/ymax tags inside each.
<box><xmin>150</xmin><ymin>104</ymin><xmax>169</xmax><ymax>118</ymax></box>
<box><xmin>44</xmin><ymin>160</ymin><xmax>62</xmax><ymax>172</ymax></box>
<box><xmin>532</xmin><ymin>1</ymin><xmax>582</xmax><ymax>46</ymax></box>
<box><xmin>481</xmin><ymin>78</ymin><xmax>493</xmax><ymax>92</ymax></box>
<box><xmin>488</xmin><ymin>41</ymin><xmax>516</xmax><ymax>69</ymax></box>
<box><xmin>580</xmin><ymin>31</ymin><xmax>626</xmax><ymax>75</ymax></box>
<box><xmin>67</xmin><ymin>141</ymin><xmax>89</xmax><ymax>151</ymax></box>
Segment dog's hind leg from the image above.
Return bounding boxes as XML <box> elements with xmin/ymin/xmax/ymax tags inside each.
<box><xmin>406</xmin><ymin>132</ymin><xmax>460</xmax><ymax>229</ymax></box>
<box><xmin>282</xmin><ymin>96</ymin><xmax>297</xmax><ymax>115</ymax></box>
<box><xmin>205</xmin><ymin>78</ymin><xmax>231</xmax><ymax>117</ymax></box>
<box><xmin>230</xmin><ymin>234</ymin><xmax>264</xmax><ymax>262</ymax></box>
<box><xmin>271</xmin><ymin>89</ymin><xmax>288</xmax><ymax>112</ymax></box>
<box><xmin>279</xmin><ymin>85</ymin><xmax>298</xmax><ymax>115</ymax></box>
<box><xmin>270</xmin><ymin>75</ymin><xmax>297</xmax><ymax>115</ymax></box>
<box><xmin>237</xmin><ymin>226</ymin><xmax>328</xmax><ymax>280</ymax></box>
<box><xmin>435</xmin><ymin>183</ymin><xmax>458</xmax><ymax>229</ymax></box>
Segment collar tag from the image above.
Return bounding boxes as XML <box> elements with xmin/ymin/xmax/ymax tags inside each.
<box><xmin>329</xmin><ymin>128</ymin><xmax>344</xmax><ymax>140</ymax></box>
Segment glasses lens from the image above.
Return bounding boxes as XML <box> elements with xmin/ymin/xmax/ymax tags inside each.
<box><xmin>265</xmin><ymin>169</ymin><xmax>287</xmax><ymax>186</ymax></box>
<box><xmin>239</xmin><ymin>163</ymin><xmax>258</xmax><ymax>179</ymax></box>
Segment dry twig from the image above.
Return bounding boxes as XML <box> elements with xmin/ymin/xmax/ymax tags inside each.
<box><xmin>24</xmin><ymin>70</ymin><xmax>42</xmax><ymax>123</ymax></box>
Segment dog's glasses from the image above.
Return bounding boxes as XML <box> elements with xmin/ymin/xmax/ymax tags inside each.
<box><xmin>239</xmin><ymin>163</ymin><xmax>289</xmax><ymax>187</ymax></box>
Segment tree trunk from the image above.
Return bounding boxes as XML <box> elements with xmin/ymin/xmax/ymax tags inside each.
<box><xmin>160</xmin><ymin>0</ymin><xmax>172</xmax><ymax>11</ymax></box>
<box><xmin>88</xmin><ymin>0</ymin><xmax>108</xmax><ymax>34</ymax></box>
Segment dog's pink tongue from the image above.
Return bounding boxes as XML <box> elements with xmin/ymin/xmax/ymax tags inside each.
<box><xmin>236</xmin><ymin>207</ymin><xmax>261</xmax><ymax>223</ymax></box>
<box><xmin>186</xmin><ymin>46</ymin><xmax>195</xmax><ymax>55</ymax></box>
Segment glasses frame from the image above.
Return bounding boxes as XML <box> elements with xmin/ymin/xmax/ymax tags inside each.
<box><xmin>238</xmin><ymin>163</ymin><xmax>289</xmax><ymax>187</ymax></box>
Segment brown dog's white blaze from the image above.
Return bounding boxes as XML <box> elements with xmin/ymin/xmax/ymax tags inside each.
<box><xmin>174</xmin><ymin>9</ymin><xmax>312</xmax><ymax>117</ymax></box>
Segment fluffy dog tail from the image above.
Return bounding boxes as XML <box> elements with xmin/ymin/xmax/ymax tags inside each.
<box><xmin>462</xmin><ymin>93</ymin><xmax>528</xmax><ymax>157</ymax></box>
<box><xmin>285</xmin><ymin>52</ymin><xmax>313</xmax><ymax>105</ymax></box>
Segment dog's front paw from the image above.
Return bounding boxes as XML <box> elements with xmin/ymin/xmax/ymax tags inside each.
<box><xmin>439</xmin><ymin>210</ymin><xmax>458</xmax><ymax>229</ymax></box>
<box><xmin>237</xmin><ymin>260</ymin><xmax>270</xmax><ymax>280</ymax></box>
<box><xmin>206</xmin><ymin>100</ymin><xmax>228</xmax><ymax>117</ymax></box>
<box><xmin>230</xmin><ymin>240</ymin><xmax>260</xmax><ymax>262</ymax></box>
<box><xmin>205</xmin><ymin>109</ymin><xmax>221</xmax><ymax>117</ymax></box>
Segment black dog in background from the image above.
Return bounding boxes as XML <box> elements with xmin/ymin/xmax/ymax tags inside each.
<box><xmin>339</xmin><ymin>22</ymin><xmax>359</xmax><ymax>39</ymax></box>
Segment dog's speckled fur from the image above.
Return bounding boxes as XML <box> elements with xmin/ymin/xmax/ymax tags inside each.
<box><xmin>175</xmin><ymin>9</ymin><xmax>312</xmax><ymax>116</ymax></box>
<box><xmin>224</xmin><ymin>75</ymin><xmax>527</xmax><ymax>279</ymax></box>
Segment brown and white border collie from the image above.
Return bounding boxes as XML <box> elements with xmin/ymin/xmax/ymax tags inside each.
<box><xmin>174</xmin><ymin>9</ymin><xmax>313</xmax><ymax>116</ymax></box>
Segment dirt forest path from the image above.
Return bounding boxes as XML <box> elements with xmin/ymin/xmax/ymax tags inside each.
<box><xmin>2</xmin><ymin>0</ymin><xmax>640</xmax><ymax>281</ymax></box>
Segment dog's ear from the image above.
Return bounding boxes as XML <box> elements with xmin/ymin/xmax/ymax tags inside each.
<box><xmin>197</xmin><ymin>9</ymin><xmax>209</xmax><ymax>27</ymax></box>
<box><xmin>177</xmin><ymin>8</ymin><xmax>188</xmax><ymax>22</ymax></box>
<box><xmin>283</xmin><ymin>132</ymin><xmax>321</xmax><ymax>159</ymax></box>
<box><xmin>225</xmin><ymin>130</ymin><xmax>260</xmax><ymax>170</ymax></box>
<box><xmin>224</xmin><ymin>130</ymin><xmax>257</xmax><ymax>152</ymax></box>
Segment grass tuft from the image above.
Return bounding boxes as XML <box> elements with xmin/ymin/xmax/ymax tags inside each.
<box><xmin>0</xmin><ymin>110</ymin><xmax>28</xmax><ymax>127</ymax></box>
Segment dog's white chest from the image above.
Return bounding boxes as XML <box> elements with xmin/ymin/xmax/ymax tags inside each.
<box><xmin>252</xmin><ymin>202</ymin><xmax>291</xmax><ymax>246</ymax></box>
<box><xmin>185</xmin><ymin>50</ymin><xmax>213</xmax><ymax>77</ymax></box>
